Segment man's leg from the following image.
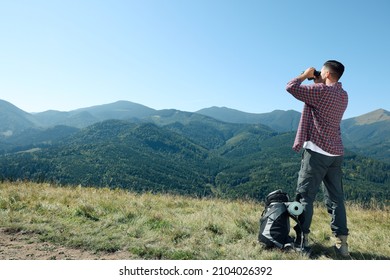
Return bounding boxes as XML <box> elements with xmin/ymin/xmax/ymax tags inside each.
<box><xmin>296</xmin><ymin>149</ymin><xmax>329</xmax><ymax>234</ymax></box>
<box><xmin>323</xmin><ymin>156</ymin><xmax>350</xmax><ymax>257</ymax></box>
<box><xmin>322</xmin><ymin>156</ymin><xmax>349</xmax><ymax>236</ymax></box>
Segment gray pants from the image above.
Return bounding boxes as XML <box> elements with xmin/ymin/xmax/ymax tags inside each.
<box><xmin>295</xmin><ymin>149</ymin><xmax>349</xmax><ymax>236</ymax></box>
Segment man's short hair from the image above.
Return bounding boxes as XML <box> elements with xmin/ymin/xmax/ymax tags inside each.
<box><xmin>324</xmin><ymin>60</ymin><xmax>345</xmax><ymax>80</ymax></box>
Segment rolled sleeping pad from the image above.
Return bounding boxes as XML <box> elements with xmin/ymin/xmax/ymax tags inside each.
<box><xmin>287</xmin><ymin>201</ymin><xmax>304</xmax><ymax>216</ymax></box>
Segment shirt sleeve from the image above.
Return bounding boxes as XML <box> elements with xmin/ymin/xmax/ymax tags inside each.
<box><xmin>286</xmin><ymin>78</ymin><xmax>323</xmax><ymax>107</ymax></box>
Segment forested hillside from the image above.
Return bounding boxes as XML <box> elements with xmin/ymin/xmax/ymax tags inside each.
<box><xmin>1</xmin><ymin>99</ymin><xmax>389</xmax><ymax>162</ymax></box>
<box><xmin>1</xmin><ymin>118</ymin><xmax>388</xmax><ymax>205</ymax></box>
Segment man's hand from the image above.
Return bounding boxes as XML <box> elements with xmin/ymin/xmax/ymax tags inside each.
<box><xmin>298</xmin><ymin>67</ymin><xmax>315</xmax><ymax>82</ymax></box>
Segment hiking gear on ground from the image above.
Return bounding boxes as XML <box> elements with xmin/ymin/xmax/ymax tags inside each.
<box><xmin>287</xmin><ymin>201</ymin><xmax>304</xmax><ymax>216</ymax></box>
<box><xmin>295</xmin><ymin>233</ymin><xmax>309</xmax><ymax>248</ymax></box>
<box><xmin>258</xmin><ymin>190</ymin><xmax>303</xmax><ymax>250</ymax></box>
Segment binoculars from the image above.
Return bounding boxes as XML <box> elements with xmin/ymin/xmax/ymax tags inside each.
<box><xmin>307</xmin><ymin>70</ymin><xmax>321</xmax><ymax>81</ymax></box>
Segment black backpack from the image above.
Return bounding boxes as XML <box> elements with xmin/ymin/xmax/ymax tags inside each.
<box><xmin>258</xmin><ymin>189</ymin><xmax>300</xmax><ymax>249</ymax></box>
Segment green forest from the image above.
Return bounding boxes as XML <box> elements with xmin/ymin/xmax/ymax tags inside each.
<box><xmin>1</xmin><ymin>119</ymin><xmax>389</xmax><ymax>206</ymax></box>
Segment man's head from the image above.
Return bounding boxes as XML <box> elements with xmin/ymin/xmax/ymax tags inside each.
<box><xmin>321</xmin><ymin>60</ymin><xmax>345</xmax><ymax>82</ymax></box>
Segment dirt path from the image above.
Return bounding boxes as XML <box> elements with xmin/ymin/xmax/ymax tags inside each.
<box><xmin>0</xmin><ymin>228</ymin><xmax>134</xmax><ymax>260</ymax></box>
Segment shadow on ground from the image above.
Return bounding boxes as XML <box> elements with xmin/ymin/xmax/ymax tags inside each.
<box><xmin>308</xmin><ymin>243</ymin><xmax>390</xmax><ymax>260</ymax></box>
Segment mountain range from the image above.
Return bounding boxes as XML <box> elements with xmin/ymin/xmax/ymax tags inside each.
<box><xmin>2</xmin><ymin>99</ymin><xmax>302</xmax><ymax>131</ymax></box>
<box><xmin>1</xmin><ymin>99</ymin><xmax>389</xmax><ymax>161</ymax></box>
<box><xmin>0</xmin><ymin>99</ymin><xmax>389</xmax><ymax>203</ymax></box>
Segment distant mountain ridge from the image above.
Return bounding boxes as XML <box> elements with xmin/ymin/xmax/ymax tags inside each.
<box><xmin>0</xmin><ymin>99</ymin><xmax>389</xmax><ymax>162</ymax></box>
<box><xmin>353</xmin><ymin>109</ymin><xmax>390</xmax><ymax>125</ymax></box>
<box><xmin>3</xmin><ymin>98</ymin><xmax>387</xmax><ymax>132</ymax></box>
<box><xmin>32</xmin><ymin>100</ymin><xmax>157</xmax><ymax>128</ymax></box>
<box><xmin>196</xmin><ymin>107</ymin><xmax>301</xmax><ymax>132</ymax></box>
<box><xmin>341</xmin><ymin>109</ymin><xmax>390</xmax><ymax>162</ymax></box>
<box><xmin>0</xmin><ymin>100</ymin><xmax>39</xmax><ymax>136</ymax></box>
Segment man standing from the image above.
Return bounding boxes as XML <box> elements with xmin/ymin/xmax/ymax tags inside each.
<box><xmin>286</xmin><ymin>60</ymin><xmax>350</xmax><ymax>257</ymax></box>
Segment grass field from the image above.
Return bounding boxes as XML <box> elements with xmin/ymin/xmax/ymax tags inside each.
<box><xmin>0</xmin><ymin>181</ymin><xmax>389</xmax><ymax>260</ymax></box>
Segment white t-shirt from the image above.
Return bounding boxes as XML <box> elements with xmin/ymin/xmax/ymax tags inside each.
<box><xmin>303</xmin><ymin>141</ymin><xmax>340</xmax><ymax>157</ymax></box>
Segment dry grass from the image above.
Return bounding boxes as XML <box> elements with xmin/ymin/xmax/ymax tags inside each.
<box><xmin>0</xmin><ymin>181</ymin><xmax>389</xmax><ymax>260</ymax></box>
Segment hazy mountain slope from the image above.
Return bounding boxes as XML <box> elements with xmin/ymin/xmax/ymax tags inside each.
<box><xmin>162</xmin><ymin>111</ymin><xmax>276</xmax><ymax>150</ymax></box>
<box><xmin>342</xmin><ymin>109</ymin><xmax>390</xmax><ymax>162</ymax></box>
<box><xmin>196</xmin><ymin>107</ymin><xmax>301</xmax><ymax>132</ymax></box>
<box><xmin>32</xmin><ymin>100</ymin><xmax>157</xmax><ymax>128</ymax></box>
<box><xmin>342</xmin><ymin>109</ymin><xmax>390</xmax><ymax>133</ymax></box>
<box><xmin>0</xmin><ymin>100</ymin><xmax>38</xmax><ymax>136</ymax></box>
<box><xmin>72</xmin><ymin>100</ymin><xmax>157</xmax><ymax>121</ymax></box>
<box><xmin>32</xmin><ymin>110</ymin><xmax>99</xmax><ymax>128</ymax></box>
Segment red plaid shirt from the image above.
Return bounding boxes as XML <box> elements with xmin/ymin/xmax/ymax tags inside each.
<box><xmin>286</xmin><ymin>78</ymin><xmax>348</xmax><ymax>155</ymax></box>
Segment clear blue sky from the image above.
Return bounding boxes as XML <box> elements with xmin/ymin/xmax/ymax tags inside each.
<box><xmin>1</xmin><ymin>0</ymin><xmax>389</xmax><ymax>119</ymax></box>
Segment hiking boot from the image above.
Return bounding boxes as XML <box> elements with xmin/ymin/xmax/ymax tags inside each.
<box><xmin>293</xmin><ymin>234</ymin><xmax>311</xmax><ymax>256</ymax></box>
<box><xmin>335</xmin><ymin>235</ymin><xmax>350</xmax><ymax>257</ymax></box>
<box><xmin>294</xmin><ymin>233</ymin><xmax>309</xmax><ymax>248</ymax></box>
